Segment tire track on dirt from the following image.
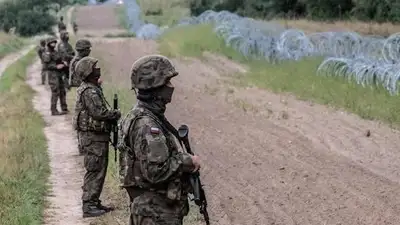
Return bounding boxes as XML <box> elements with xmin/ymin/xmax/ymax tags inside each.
<box><xmin>26</xmin><ymin>60</ymin><xmax>87</xmax><ymax>225</ymax></box>
<box><xmin>0</xmin><ymin>45</ymin><xmax>35</xmax><ymax>78</ymax></box>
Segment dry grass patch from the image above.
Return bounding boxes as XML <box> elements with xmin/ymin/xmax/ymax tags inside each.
<box><xmin>0</xmin><ymin>50</ymin><xmax>49</xmax><ymax>225</ymax></box>
<box><xmin>0</xmin><ymin>32</ymin><xmax>25</xmax><ymax>59</ymax></box>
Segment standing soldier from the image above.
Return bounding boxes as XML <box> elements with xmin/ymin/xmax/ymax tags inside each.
<box><xmin>73</xmin><ymin>21</ymin><xmax>78</xmax><ymax>35</ymax></box>
<box><xmin>73</xmin><ymin>57</ymin><xmax>121</xmax><ymax>218</ymax></box>
<box><xmin>36</xmin><ymin>39</ymin><xmax>47</xmax><ymax>85</ymax></box>
<box><xmin>70</xmin><ymin>39</ymin><xmax>92</xmax><ymax>155</ymax></box>
<box><xmin>69</xmin><ymin>39</ymin><xmax>91</xmax><ymax>88</ymax></box>
<box><xmin>42</xmin><ymin>37</ymin><xmax>69</xmax><ymax>115</ymax></box>
<box><xmin>58</xmin><ymin>16</ymin><xmax>66</xmax><ymax>33</ymax></box>
<box><xmin>118</xmin><ymin>55</ymin><xmax>201</xmax><ymax>225</ymax></box>
<box><xmin>56</xmin><ymin>30</ymin><xmax>75</xmax><ymax>89</ymax></box>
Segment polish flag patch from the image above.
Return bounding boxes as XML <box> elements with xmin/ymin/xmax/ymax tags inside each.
<box><xmin>150</xmin><ymin>127</ymin><xmax>160</xmax><ymax>134</ymax></box>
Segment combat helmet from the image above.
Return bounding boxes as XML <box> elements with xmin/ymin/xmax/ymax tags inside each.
<box><xmin>60</xmin><ymin>30</ymin><xmax>69</xmax><ymax>40</ymax></box>
<box><xmin>75</xmin><ymin>39</ymin><xmax>92</xmax><ymax>51</ymax></box>
<box><xmin>75</xmin><ymin>56</ymin><xmax>98</xmax><ymax>80</ymax></box>
<box><xmin>130</xmin><ymin>54</ymin><xmax>178</xmax><ymax>90</ymax></box>
<box><xmin>46</xmin><ymin>36</ymin><xmax>57</xmax><ymax>46</ymax></box>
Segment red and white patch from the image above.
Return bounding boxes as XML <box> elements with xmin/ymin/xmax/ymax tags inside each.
<box><xmin>150</xmin><ymin>127</ymin><xmax>160</xmax><ymax>134</ymax></box>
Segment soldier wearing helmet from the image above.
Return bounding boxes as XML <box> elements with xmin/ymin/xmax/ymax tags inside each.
<box><xmin>117</xmin><ymin>55</ymin><xmax>201</xmax><ymax>225</ymax></box>
<box><xmin>36</xmin><ymin>39</ymin><xmax>47</xmax><ymax>84</ymax></box>
<box><xmin>58</xmin><ymin>16</ymin><xmax>66</xmax><ymax>33</ymax></box>
<box><xmin>42</xmin><ymin>36</ymin><xmax>69</xmax><ymax>115</ymax></box>
<box><xmin>56</xmin><ymin>31</ymin><xmax>75</xmax><ymax>89</ymax></box>
<box><xmin>73</xmin><ymin>56</ymin><xmax>121</xmax><ymax>218</ymax></box>
<box><xmin>69</xmin><ymin>39</ymin><xmax>92</xmax><ymax>88</ymax></box>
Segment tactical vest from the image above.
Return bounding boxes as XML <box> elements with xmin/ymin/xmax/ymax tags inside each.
<box><xmin>73</xmin><ymin>83</ymin><xmax>112</xmax><ymax>133</ymax></box>
<box><xmin>69</xmin><ymin>56</ymin><xmax>82</xmax><ymax>87</ymax></box>
<box><xmin>118</xmin><ymin>104</ymin><xmax>187</xmax><ymax>201</ymax></box>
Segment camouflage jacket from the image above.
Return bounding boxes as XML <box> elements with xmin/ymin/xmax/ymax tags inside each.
<box><xmin>118</xmin><ymin>101</ymin><xmax>195</xmax><ymax>196</ymax></box>
<box><xmin>42</xmin><ymin>49</ymin><xmax>63</xmax><ymax>74</ymax></box>
<box><xmin>58</xmin><ymin>21</ymin><xmax>66</xmax><ymax>32</ymax></box>
<box><xmin>36</xmin><ymin>46</ymin><xmax>45</xmax><ymax>62</ymax></box>
<box><xmin>73</xmin><ymin>82</ymin><xmax>118</xmax><ymax>140</ymax></box>
<box><xmin>69</xmin><ymin>55</ymin><xmax>83</xmax><ymax>87</ymax></box>
<box><xmin>56</xmin><ymin>41</ymin><xmax>75</xmax><ymax>63</ymax></box>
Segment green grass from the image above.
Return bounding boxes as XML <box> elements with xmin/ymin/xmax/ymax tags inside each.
<box><xmin>115</xmin><ymin>5</ymin><xmax>130</xmax><ymax>30</ymax></box>
<box><xmin>0</xmin><ymin>33</ymin><xmax>25</xmax><ymax>60</ymax></box>
<box><xmin>0</xmin><ymin>50</ymin><xmax>49</xmax><ymax>225</ymax></box>
<box><xmin>103</xmin><ymin>32</ymin><xmax>136</xmax><ymax>38</ymax></box>
<box><xmin>137</xmin><ymin>0</ymin><xmax>190</xmax><ymax>26</ymax></box>
<box><xmin>158</xmin><ymin>24</ymin><xmax>400</xmax><ymax>127</ymax></box>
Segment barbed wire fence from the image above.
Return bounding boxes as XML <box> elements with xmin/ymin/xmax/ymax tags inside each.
<box><xmin>91</xmin><ymin>0</ymin><xmax>400</xmax><ymax>95</ymax></box>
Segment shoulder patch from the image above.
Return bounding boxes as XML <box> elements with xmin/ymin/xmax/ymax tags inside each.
<box><xmin>150</xmin><ymin>127</ymin><xmax>160</xmax><ymax>134</ymax></box>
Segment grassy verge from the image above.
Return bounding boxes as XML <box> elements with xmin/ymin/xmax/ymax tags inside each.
<box><xmin>137</xmin><ymin>0</ymin><xmax>190</xmax><ymax>26</ymax></box>
<box><xmin>0</xmin><ymin>50</ymin><xmax>49</xmax><ymax>225</ymax></box>
<box><xmin>0</xmin><ymin>32</ymin><xmax>25</xmax><ymax>59</ymax></box>
<box><xmin>158</xmin><ymin>24</ymin><xmax>400</xmax><ymax>127</ymax></box>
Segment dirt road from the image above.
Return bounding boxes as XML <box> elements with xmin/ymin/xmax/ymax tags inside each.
<box><xmin>26</xmin><ymin>60</ymin><xmax>87</xmax><ymax>225</ymax></box>
<box><xmin>0</xmin><ymin>45</ymin><xmax>34</xmax><ymax>78</ymax></box>
<box><xmin>72</xmin><ymin>5</ymin><xmax>400</xmax><ymax>225</ymax></box>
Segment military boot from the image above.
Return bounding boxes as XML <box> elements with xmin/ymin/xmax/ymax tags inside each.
<box><xmin>96</xmin><ymin>200</ymin><xmax>115</xmax><ymax>212</ymax></box>
<box><xmin>97</xmin><ymin>204</ymin><xmax>115</xmax><ymax>212</ymax></box>
<box><xmin>51</xmin><ymin>110</ymin><xmax>62</xmax><ymax>116</ymax></box>
<box><xmin>83</xmin><ymin>205</ymin><xmax>106</xmax><ymax>218</ymax></box>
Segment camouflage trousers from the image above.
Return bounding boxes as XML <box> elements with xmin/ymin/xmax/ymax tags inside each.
<box><xmin>41</xmin><ymin>67</ymin><xmax>47</xmax><ymax>85</ymax></box>
<box><xmin>48</xmin><ymin>72</ymin><xmax>67</xmax><ymax>112</ymax></box>
<box><xmin>127</xmin><ymin>190</ymin><xmax>187</xmax><ymax>225</ymax></box>
<box><xmin>77</xmin><ymin>131</ymin><xmax>84</xmax><ymax>155</ymax></box>
<box><xmin>81</xmin><ymin>137</ymin><xmax>109</xmax><ymax>211</ymax></box>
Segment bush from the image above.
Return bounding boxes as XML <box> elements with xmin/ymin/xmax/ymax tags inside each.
<box><xmin>0</xmin><ymin>0</ymin><xmax>57</xmax><ymax>36</ymax></box>
<box><xmin>186</xmin><ymin>0</ymin><xmax>400</xmax><ymax>22</ymax></box>
<box><xmin>16</xmin><ymin>10</ymin><xmax>55</xmax><ymax>36</ymax></box>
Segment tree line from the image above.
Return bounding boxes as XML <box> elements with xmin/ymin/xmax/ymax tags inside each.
<box><xmin>186</xmin><ymin>0</ymin><xmax>400</xmax><ymax>23</ymax></box>
<box><xmin>0</xmin><ymin>0</ymin><xmax>85</xmax><ymax>37</ymax></box>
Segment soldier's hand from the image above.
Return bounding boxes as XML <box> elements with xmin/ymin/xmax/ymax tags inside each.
<box><xmin>56</xmin><ymin>64</ymin><xmax>64</xmax><ymax>69</ymax></box>
<box><xmin>113</xmin><ymin>109</ymin><xmax>121</xmax><ymax>120</ymax></box>
<box><xmin>191</xmin><ymin>155</ymin><xmax>201</xmax><ymax>172</ymax></box>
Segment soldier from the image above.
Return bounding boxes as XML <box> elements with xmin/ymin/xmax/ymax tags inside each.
<box><xmin>73</xmin><ymin>21</ymin><xmax>78</xmax><ymax>35</ymax></box>
<box><xmin>36</xmin><ymin>39</ymin><xmax>47</xmax><ymax>84</ymax></box>
<box><xmin>42</xmin><ymin>37</ymin><xmax>69</xmax><ymax>115</ymax></box>
<box><xmin>73</xmin><ymin>57</ymin><xmax>121</xmax><ymax>218</ymax></box>
<box><xmin>69</xmin><ymin>39</ymin><xmax>91</xmax><ymax>88</ymax></box>
<box><xmin>70</xmin><ymin>39</ymin><xmax>92</xmax><ymax>155</ymax></box>
<box><xmin>117</xmin><ymin>55</ymin><xmax>201</xmax><ymax>225</ymax></box>
<box><xmin>58</xmin><ymin>16</ymin><xmax>66</xmax><ymax>33</ymax></box>
<box><xmin>56</xmin><ymin>30</ymin><xmax>75</xmax><ymax>88</ymax></box>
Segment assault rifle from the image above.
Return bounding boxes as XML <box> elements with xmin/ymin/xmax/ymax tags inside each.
<box><xmin>178</xmin><ymin>124</ymin><xmax>210</xmax><ymax>225</ymax></box>
<box><xmin>112</xmin><ymin>94</ymin><xmax>118</xmax><ymax>162</ymax></box>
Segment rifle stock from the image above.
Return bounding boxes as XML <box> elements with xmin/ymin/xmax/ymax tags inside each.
<box><xmin>178</xmin><ymin>125</ymin><xmax>210</xmax><ymax>225</ymax></box>
<box><xmin>113</xmin><ymin>94</ymin><xmax>118</xmax><ymax>162</ymax></box>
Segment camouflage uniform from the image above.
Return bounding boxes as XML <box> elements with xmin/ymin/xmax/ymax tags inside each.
<box><xmin>118</xmin><ymin>55</ymin><xmax>196</xmax><ymax>225</ymax></box>
<box><xmin>69</xmin><ymin>39</ymin><xmax>92</xmax><ymax>87</ymax></box>
<box><xmin>56</xmin><ymin>31</ymin><xmax>75</xmax><ymax>87</ymax></box>
<box><xmin>36</xmin><ymin>39</ymin><xmax>47</xmax><ymax>84</ymax></box>
<box><xmin>73</xmin><ymin>21</ymin><xmax>78</xmax><ymax>34</ymax></box>
<box><xmin>42</xmin><ymin>37</ymin><xmax>68</xmax><ymax>115</ymax></box>
<box><xmin>58</xmin><ymin>16</ymin><xmax>66</xmax><ymax>33</ymax></box>
<box><xmin>73</xmin><ymin>57</ymin><xmax>121</xmax><ymax>218</ymax></box>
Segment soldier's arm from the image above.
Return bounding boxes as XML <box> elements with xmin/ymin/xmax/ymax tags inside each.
<box><xmin>131</xmin><ymin>118</ymin><xmax>195</xmax><ymax>184</ymax></box>
<box><xmin>69</xmin><ymin>59</ymin><xmax>76</xmax><ymax>83</ymax></box>
<box><xmin>42</xmin><ymin>52</ymin><xmax>58</xmax><ymax>70</ymax></box>
<box><xmin>82</xmin><ymin>88</ymin><xmax>118</xmax><ymax>121</ymax></box>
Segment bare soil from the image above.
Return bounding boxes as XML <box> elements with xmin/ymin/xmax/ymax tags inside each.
<box><xmin>26</xmin><ymin>60</ymin><xmax>89</xmax><ymax>225</ymax></box>
<box><xmin>0</xmin><ymin>45</ymin><xmax>34</xmax><ymax>78</ymax></box>
<box><xmin>74</xmin><ymin>5</ymin><xmax>125</xmax><ymax>37</ymax></box>
<box><xmin>73</xmin><ymin>5</ymin><xmax>400</xmax><ymax>225</ymax></box>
